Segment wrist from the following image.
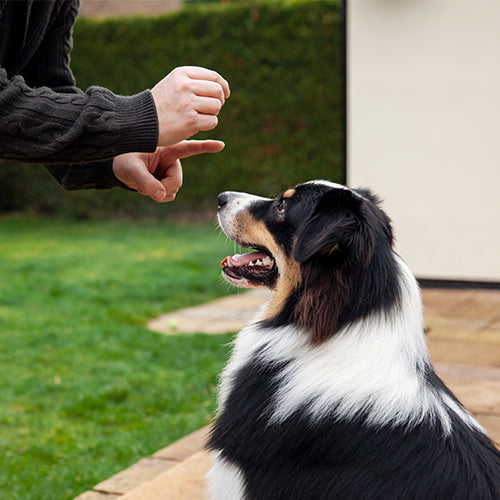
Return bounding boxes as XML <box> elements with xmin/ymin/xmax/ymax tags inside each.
<box><xmin>114</xmin><ymin>90</ymin><xmax>158</xmax><ymax>155</ymax></box>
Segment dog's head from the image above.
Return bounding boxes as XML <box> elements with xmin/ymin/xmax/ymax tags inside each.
<box><xmin>217</xmin><ymin>180</ymin><xmax>401</xmax><ymax>343</ymax></box>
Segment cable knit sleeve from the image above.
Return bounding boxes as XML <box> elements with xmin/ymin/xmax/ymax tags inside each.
<box><xmin>0</xmin><ymin>0</ymin><xmax>158</xmax><ymax>190</ymax></box>
<box><xmin>0</xmin><ymin>72</ymin><xmax>158</xmax><ymax>163</ymax></box>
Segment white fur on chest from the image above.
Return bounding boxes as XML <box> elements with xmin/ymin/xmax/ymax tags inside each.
<box><xmin>207</xmin><ymin>451</ymin><xmax>246</xmax><ymax>500</ymax></box>
<box><xmin>215</xmin><ymin>259</ymin><xmax>482</xmax><ymax>435</ymax></box>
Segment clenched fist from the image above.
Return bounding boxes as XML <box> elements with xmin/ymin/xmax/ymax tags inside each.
<box><xmin>151</xmin><ymin>66</ymin><xmax>230</xmax><ymax>147</ymax></box>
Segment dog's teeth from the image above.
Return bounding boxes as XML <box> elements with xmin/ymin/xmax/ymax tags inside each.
<box><xmin>263</xmin><ymin>256</ymin><xmax>273</xmax><ymax>266</ymax></box>
<box><xmin>248</xmin><ymin>261</ymin><xmax>254</xmax><ymax>267</ymax></box>
<box><xmin>256</xmin><ymin>260</ymin><xmax>262</xmax><ymax>266</ymax></box>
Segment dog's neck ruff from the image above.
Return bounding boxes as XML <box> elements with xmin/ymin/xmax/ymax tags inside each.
<box><xmin>216</xmin><ymin>257</ymin><xmax>483</xmax><ymax>435</ymax></box>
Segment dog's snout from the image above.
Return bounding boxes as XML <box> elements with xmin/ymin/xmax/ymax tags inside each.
<box><xmin>218</xmin><ymin>190</ymin><xmax>266</xmax><ymax>213</ymax></box>
<box><xmin>217</xmin><ymin>192</ymin><xmax>230</xmax><ymax>211</ymax></box>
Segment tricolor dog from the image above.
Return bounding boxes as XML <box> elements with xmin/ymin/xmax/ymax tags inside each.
<box><xmin>207</xmin><ymin>180</ymin><xmax>500</xmax><ymax>500</ymax></box>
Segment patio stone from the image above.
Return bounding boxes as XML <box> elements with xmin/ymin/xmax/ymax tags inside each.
<box><xmin>148</xmin><ymin>289</ymin><xmax>272</xmax><ymax>335</ymax></box>
<box><xmin>153</xmin><ymin>427</ymin><xmax>210</xmax><ymax>462</ymax></box>
<box><xmin>120</xmin><ymin>451</ymin><xmax>211</xmax><ymax>500</ymax></box>
<box><xmin>93</xmin><ymin>457</ymin><xmax>178</xmax><ymax>496</ymax></box>
<box><xmin>434</xmin><ymin>363</ymin><xmax>500</xmax><ymax>415</ymax></box>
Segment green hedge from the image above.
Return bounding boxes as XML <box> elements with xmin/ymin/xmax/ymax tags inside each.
<box><xmin>0</xmin><ymin>0</ymin><xmax>344</xmax><ymax>219</ymax></box>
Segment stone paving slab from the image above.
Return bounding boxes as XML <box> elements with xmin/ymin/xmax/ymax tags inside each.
<box><xmin>425</xmin><ymin>320</ymin><xmax>500</xmax><ymax>344</ymax></box>
<box><xmin>423</xmin><ymin>289</ymin><xmax>500</xmax><ymax>331</ymax></box>
<box><xmin>477</xmin><ymin>415</ymin><xmax>500</xmax><ymax>441</ymax></box>
<box><xmin>92</xmin><ymin>457</ymin><xmax>178</xmax><ymax>496</ymax></box>
<box><xmin>434</xmin><ymin>364</ymin><xmax>500</xmax><ymax>415</ymax></box>
<box><xmin>152</xmin><ymin>427</ymin><xmax>210</xmax><ymax>462</ymax></box>
<box><xmin>428</xmin><ymin>337</ymin><xmax>500</xmax><ymax>368</ymax></box>
<box><xmin>120</xmin><ymin>451</ymin><xmax>210</xmax><ymax>500</ymax></box>
<box><xmin>148</xmin><ymin>288</ymin><xmax>272</xmax><ymax>335</ymax></box>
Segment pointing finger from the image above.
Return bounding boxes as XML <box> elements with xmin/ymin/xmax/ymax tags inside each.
<box><xmin>163</xmin><ymin>140</ymin><xmax>225</xmax><ymax>161</ymax></box>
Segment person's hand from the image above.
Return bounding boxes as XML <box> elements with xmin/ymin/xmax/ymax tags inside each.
<box><xmin>151</xmin><ymin>66</ymin><xmax>230</xmax><ymax>147</ymax></box>
<box><xmin>112</xmin><ymin>140</ymin><xmax>225</xmax><ymax>202</ymax></box>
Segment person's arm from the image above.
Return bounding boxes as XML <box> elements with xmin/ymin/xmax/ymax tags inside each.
<box><xmin>0</xmin><ymin>0</ymin><xmax>158</xmax><ymax>191</ymax></box>
<box><xmin>0</xmin><ymin>2</ymin><xmax>157</xmax><ymax>164</ymax></box>
<box><xmin>0</xmin><ymin>68</ymin><xmax>158</xmax><ymax>165</ymax></box>
<box><xmin>0</xmin><ymin>1</ymin><xmax>229</xmax><ymax>195</ymax></box>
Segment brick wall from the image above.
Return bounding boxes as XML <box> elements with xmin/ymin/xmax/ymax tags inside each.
<box><xmin>79</xmin><ymin>0</ymin><xmax>182</xmax><ymax>17</ymax></box>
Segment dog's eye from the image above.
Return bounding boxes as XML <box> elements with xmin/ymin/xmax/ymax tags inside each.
<box><xmin>276</xmin><ymin>200</ymin><xmax>286</xmax><ymax>214</ymax></box>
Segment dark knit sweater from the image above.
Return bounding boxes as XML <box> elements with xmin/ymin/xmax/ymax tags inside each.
<box><xmin>0</xmin><ymin>0</ymin><xmax>158</xmax><ymax>190</ymax></box>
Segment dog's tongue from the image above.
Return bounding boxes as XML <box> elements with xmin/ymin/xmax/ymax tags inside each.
<box><xmin>221</xmin><ymin>252</ymin><xmax>268</xmax><ymax>268</ymax></box>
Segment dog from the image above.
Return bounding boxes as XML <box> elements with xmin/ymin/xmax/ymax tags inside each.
<box><xmin>206</xmin><ymin>180</ymin><xmax>500</xmax><ymax>500</ymax></box>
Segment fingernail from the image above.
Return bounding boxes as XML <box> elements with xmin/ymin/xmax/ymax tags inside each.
<box><xmin>154</xmin><ymin>190</ymin><xmax>166</xmax><ymax>201</ymax></box>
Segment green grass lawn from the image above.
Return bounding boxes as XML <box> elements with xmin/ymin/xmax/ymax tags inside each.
<box><xmin>0</xmin><ymin>216</ymin><xmax>240</xmax><ymax>499</ymax></box>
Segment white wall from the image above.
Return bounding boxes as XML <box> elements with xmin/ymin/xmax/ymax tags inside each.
<box><xmin>347</xmin><ymin>0</ymin><xmax>500</xmax><ymax>282</ymax></box>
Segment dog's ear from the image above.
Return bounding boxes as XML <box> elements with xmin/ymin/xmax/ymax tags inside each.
<box><xmin>293</xmin><ymin>189</ymin><xmax>370</xmax><ymax>265</ymax></box>
<box><xmin>293</xmin><ymin>189</ymin><xmax>373</xmax><ymax>344</ymax></box>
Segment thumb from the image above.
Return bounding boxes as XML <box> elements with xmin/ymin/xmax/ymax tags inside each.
<box><xmin>113</xmin><ymin>153</ymin><xmax>167</xmax><ymax>201</ymax></box>
<box><xmin>136</xmin><ymin>172</ymin><xmax>167</xmax><ymax>201</ymax></box>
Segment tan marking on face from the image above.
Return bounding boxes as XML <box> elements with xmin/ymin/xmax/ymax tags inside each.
<box><xmin>283</xmin><ymin>188</ymin><xmax>296</xmax><ymax>199</ymax></box>
<box><xmin>235</xmin><ymin>211</ymin><xmax>302</xmax><ymax>320</ymax></box>
<box><xmin>264</xmin><ymin>259</ymin><xmax>301</xmax><ymax>320</ymax></box>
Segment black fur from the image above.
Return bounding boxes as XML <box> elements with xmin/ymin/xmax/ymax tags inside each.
<box><xmin>209</xmin><ymin>355</ymin><xmax>500</xmax><ymax>500</ymax></box>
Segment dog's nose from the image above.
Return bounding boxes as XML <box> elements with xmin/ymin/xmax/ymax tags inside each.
<box><xmin>217</xmin><ymin>192</ymin><xmax>230</xmax><ymax>210</ymax></box>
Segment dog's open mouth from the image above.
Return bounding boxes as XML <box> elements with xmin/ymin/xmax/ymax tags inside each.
<box><xmin>221</xmin><ymin>248</ymin><xmax>277</xmax><ymax>287</ymax></box>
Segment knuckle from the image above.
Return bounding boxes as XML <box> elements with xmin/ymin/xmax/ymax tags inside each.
<box><xmin>175</xmin><ymin>79</ymin><xmax>191</xmax><ymax>94</ymax></box>
<box><xmin>208</xmin><ymin>69</ymin><xmax>219</xmax><ymax>80</ymax></box>
<box><xmin>185</xmin><ymin>110</ymin><xmax>199</xmax><ymax>127</ymax></box>
<box><xmin>179</xmin><ymin>95</ymin><xmax>193</xmax><ymax>109</ymax></box>
<box><xmin>171</xmin><ymin>66</ymin><xmax>185</xmax><ymax>77</ymax></box>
